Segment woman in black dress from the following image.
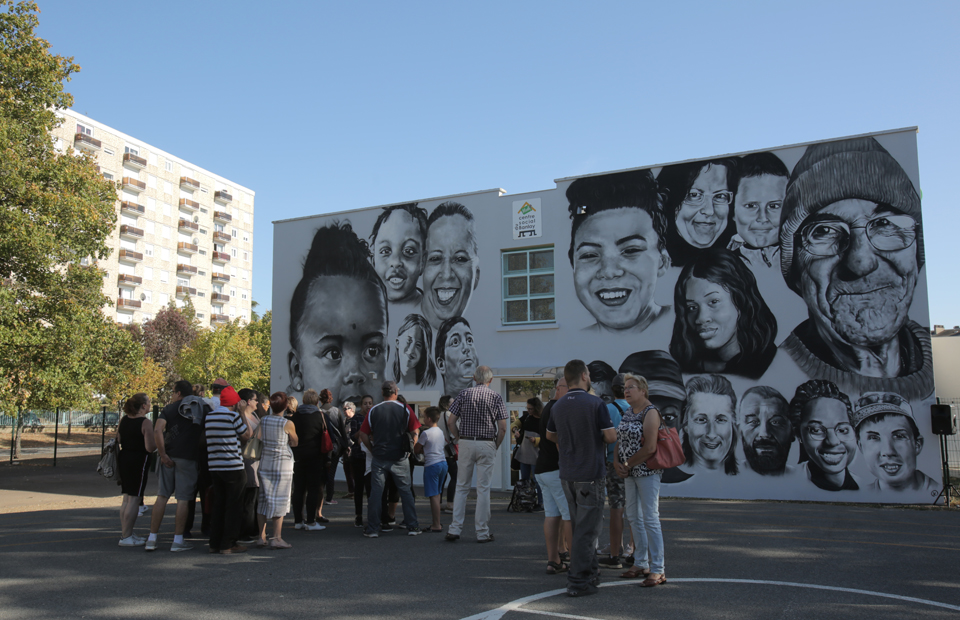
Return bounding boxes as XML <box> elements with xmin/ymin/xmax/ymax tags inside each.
<box><xmin>117</xmin><ymin>393</ymin><xmax>156</xmax><ymax>546</ymax></box>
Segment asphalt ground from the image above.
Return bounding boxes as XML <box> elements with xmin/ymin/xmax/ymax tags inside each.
<box><xmin>1</xmin><ymin>457</ymin><xmax>959</xmax><ymax>620</ymax></box>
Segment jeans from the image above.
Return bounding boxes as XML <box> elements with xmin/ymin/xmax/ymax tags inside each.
<box><xmin>292</xmin><ymin>458</ymin><xmax>325</xmax><ymax>524</ymax></box>
<box><xmin>624</xmin><ymin>473</ymin><xmax>664</xmax><ymax>574</ymax></box>
<box><xmin>367</xmin><ymin>457</ymin><xmax>418</xmax><ymax>534</ymax></box>
<box><xmin>449</xmin><ymin>439</ymin><xmax>497</xmax><ymax>539</ymax></box>
<box><xmin>209</xmin><ymin>469</ymin><xmax>246</xmax><ymax>551</ymax></box>
<box><xmin>518</xmin><ymin>462</ymin><xmax>543</xmax><ymax>506</ymax></box>
<box><xmin>350</xmin><ymin>457</ymin><xmax>368</xmax><ymax>517</ymax></box>
<box><xmin>562</xmin><ymin>478</ymin><xmax>604</xmax><ymax>590</ymax></box>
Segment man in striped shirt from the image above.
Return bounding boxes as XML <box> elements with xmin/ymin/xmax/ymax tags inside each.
<box><xmin>205</xmin><ymin>386</ymin><xmax>253</xmax><ymax>554</ymax></box>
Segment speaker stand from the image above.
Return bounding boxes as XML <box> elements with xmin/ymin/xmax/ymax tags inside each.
<box><xmin>934</xmin><ymin>435</ymin><xmax>960</xmax><ymax>507</ymax></box>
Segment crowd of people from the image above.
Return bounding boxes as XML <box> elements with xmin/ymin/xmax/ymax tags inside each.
<box><xmin>114</xmin><ymin>362</ymin><xmax>668</xmax><ymax>598</ymax></box>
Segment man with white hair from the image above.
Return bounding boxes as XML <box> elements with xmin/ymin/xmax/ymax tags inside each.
<box><xmin>445</xmin><ymin>365</ymin><xmax>508</xmax><ymax>543</ymax></box>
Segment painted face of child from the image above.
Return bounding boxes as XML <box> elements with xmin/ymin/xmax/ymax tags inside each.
<box><xmin>373</xmin><ymin>210</ymin><xmax>425</xmax><ymax>303</ymax></box>
<box><xmin>291</xmin><ymin>276</ymin><xmax>388</xmax><ymax>407</ymax></box>
<box><xmin>397</xmin><ymin>325</ymin><xmax>423</xmax><ymax>374</ymax></box>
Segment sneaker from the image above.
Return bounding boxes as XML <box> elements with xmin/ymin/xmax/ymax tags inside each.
<box><xmin>303</xmin><ymin>522</ymin><xmax>326</xmax><ymax>531</ymax></box>
<box><xmin>118</xmin><ymin>536</ymin><xmax>144</xmax><ymax>547</ymax></box>
<box><xmin>138</xmin><ymin>505</ymin><xmax>150</xmax><ymax>517</ymax></box>
<box><xmin>599</xmin><ymin>556</ymin><xmax>623</xmax><ymax>569</ymax></box>
<box><xmin>596</xmin><ymin>543</ymin><xmax>609</xmax><ymax>555</ymax></box>
<box><xmin>318</xmin><ymin>516</ymin><xmax>330</xmax><ymax>523</ymax></box>
<box><xmin>354</xmin><ymin>516</ymin><xmax>363</xmax><ymax>528</ymax></box>
<box><xmin>621</xmin><ymin>555</ymin><xmax>635</xmax><ymax>568</ymax></box>
<box><xmin>407</xmin><ymin>527</ymin><xmax>422</xmax><ymax>536</ymax></box>
<box><xmin>220</xmin><ymin>545</ymin><xmax>248</xmax><ymax>554</ymax></box>
<box><xmin>326</xmin><ymin>499</ymin><xmax>338</xmax><ymax>505</ymax></box>
<box><xmin>295</xmin><ymin>523</ymin><xmax>306</xmax><ymax>530</ymax></box>
<box><xmin>566</xmin><ymin>584</ymin><xmax>599</xmax><ymax>597</ymax></box>
<box><xmin>363</xmin><ymin>531</ymin><xmax>379</xmax><ymax>538</ymax></box>
<box><xmin>131</xmin><ymin>534</ymin><xmax>146</xmax><ymax>545</ymax></box>
<box><xmin>238</xmin><ymin>538</ymin><xmax>259</xmax><ymax>546</ymax></box>
<box><xmin>380</xmin><ymin>523</ymin><xmax>394</xmax><ymax>532</ymax></box>
<box><xmin>145</xmin><ymin>539</ymin><xmax>158</xmax><ymax>552</ymax></box>
<box><xmin>170</xmin><ymin>541</ymin><xmax>194</xmax><ymax>552</ymax></box>
<box><xmin>385</xmin><ymin>517</ymin><xmax>396</xmax><ymax>525</ymax></box>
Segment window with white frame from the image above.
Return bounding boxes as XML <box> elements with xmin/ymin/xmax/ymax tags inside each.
<box><xmin>144</xmin><ymin>267</ymin><xmax>153</xmax><ymax>280</ymax></box>
<box><xmin>149</xmin><ymin>153</ymin><xmax>157</xmax><ymax>166</ymax></box>
<box><xmin>158</xmin><ymin>293</ymin><xmax>169</xmax><ymax>306</ymax></box>
<box><xmin>144</xmin><ymin>221</ymin><xmax>155</xmax><ymax>235</ymax></box>
<box><xmin>144</xmin><ymin>244</ymin><xmax>154</xmax><ymax>257</ymax></box>
<box><xmin>165</xmin><ymin>160</ymin><xmax>173</xmax><ymax>172</ymax></box>
<box><xmin>164</xmin><ymin>180</ymin><xmax>173</xmax><ymax>194</ymax></box>
<box><xmin>124</xmin><ymin>145</ymin><xmax>139</xmax><ymax>156</ymax></box>
<box><xmin>501</xmin><ymin>247</ymin><xmax>555</xmax><ymax>324</ymax></box>
<box><xmin>160</xmin><ymin>248</ymin><xmax>169</xmax><ymax>261</ymax></box>
<box><xmin>160</xmin><ymin>270</ymin><xmax>169</xmax><ymax>284</ymax></box>
<box><xmin>77</xmin><ymin>123</ymin><xmax>92</xmax><ymax>136</ymax></box>
<box><xmin>103</xmin><ymin>171</ymin><xmax>114</xmax><ymax>181</ymax></box>
<box><xmin>148</xmin><ymin>174</ymin><xmax>157</xmax><ymax>188</ymax></box>
<box><xmin>147</xmin><ymin>197</ymin><xmax>156</xmax><ymax>211</ymax></box>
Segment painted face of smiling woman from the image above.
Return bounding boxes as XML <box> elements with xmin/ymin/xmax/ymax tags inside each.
<box><xmin>676</xmin><ymin>164</ymin><xmax>732</xmax><ymax>249</ymax></box>
<box><xmin>421</xmin><ymin>210</ymin><xmax>480</xmax><ymax>329</ymax></box>
<box><xmin>684</xmin><ymin>276</ymin><xmax>740</xmax><ymax>362</ymax></box>
<box><xmin>573</xmin><ymin>208</ymin><xmax>669</xmax><ymax>331</ymax></box>
<box><xmin>685</xmin><ymin>391</ymin><xmax>736</xmax><ymax>470</ymax></box>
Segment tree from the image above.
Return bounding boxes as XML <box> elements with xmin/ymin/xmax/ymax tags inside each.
<box><xmin>174</xmin><ymin>320</ymin><xmax>265</xmax><ymax>393</ymax></box>
<box><xmin>138</xmin><ymin>301</ymin><xmax>199</xmax><ymax>400</ymax></box>
<box><xmin>244</xmin><ymin>307</ymin><xmax>271</xmax><ymax>394</ymax></box>
<box><xmin>0</xmin><ymin>1</ymin><xmax>136</xmax><ymax>458</ymax></box>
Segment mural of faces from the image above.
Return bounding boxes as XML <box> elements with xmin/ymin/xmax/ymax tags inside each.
<box><xmin>857</xmin><ymin>414</ymin><xmax>924</xmax><ymax>491</ymax></box>
<box><xmin>733</xmin><ymin>174</ymin><xmax>785</xmax><ymax>249</ymax></box>
<box><xmin>291</xmin><ymin>276</ymin><xmax>388</xmax><ymax>408</ymax></box>
<box><xmin>799</xmin><ymin>397</ymin><xmax>857</xmax><ymax>479</ymax></box>
<box><xmin>738</xmin><ymin>391</ymin><xmax>792</xmax><ymax>475</ymax></box>
<box><xmin>796</xmin><ymin>199</ymin><xmax>918</xmax><ymax>349</ymax></box>
<box><xmin>676</xmin><ymin>164</ymin><xmax>732</xmax><ymax>249</ymax></box>
<box><xmin>683</xmin><ymin>277</ymin><xmax>740</xmax><ymax>361</ymax></box>
<box><xmin>650</xmin><ymin>395</ymin><xmax>682</xmax><ymax>429</ymax></box>
<box><xmin>572</xmin><ymin>208</ymin><xmax>668</xmax><ymax>331</ymax></box>
<box><xmin>436</xmin><ymin>318</ymin><xmax>478</xmax><ymax>395</ymax></box>
<box><xmin>373</xmin><ymin>208</ymin><xmax>425</xmax><ymax>304</ymax></box>
<box><xmin>396</xmin><ymin>323</ymin><xmax>424</xmax><ymax>377</ymax></box>
<box><xmin>685</xmin><ymin>392</ymin><xmax>736</xmax><ymax>470</ymax></box>
<box><xmin>422</xmin><ymin>213</ymin><xmax>480</xmax><ymax>329</ymax></box>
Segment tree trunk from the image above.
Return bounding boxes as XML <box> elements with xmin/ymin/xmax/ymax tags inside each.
<box><xmin>13</xmin><ymin>412</ymin><xmax>24</xmax><ymax>460</ymax></box>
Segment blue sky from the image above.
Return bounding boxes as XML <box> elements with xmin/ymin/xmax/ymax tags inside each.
<box><xmin>35</xmin><ymin>1</ymin><xmax>960</xmax><ymax>324</ymax></box>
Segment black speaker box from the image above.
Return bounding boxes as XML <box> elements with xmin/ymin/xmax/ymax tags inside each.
<box><xmin>931</xmin><ymin>404</ymin><xmax>957</xmax><ymax>435</ymax></box>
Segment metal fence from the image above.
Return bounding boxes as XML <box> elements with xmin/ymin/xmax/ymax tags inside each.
<box><xmin>2</xmin><ymin>407</ymin><xmax>121</xmax><ymax>464</ymax></box>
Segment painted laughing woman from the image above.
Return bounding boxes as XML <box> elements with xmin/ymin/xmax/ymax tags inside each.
<box><xmin>287</xmin><ymin>222</ymin><xmax>389</xmax><ymax>407</ymax></box>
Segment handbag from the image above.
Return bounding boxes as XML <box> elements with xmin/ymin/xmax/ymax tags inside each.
<box><xmin>440</xmin><ymin>411</ymin><xmax>458</xmax><ymax>460</ymax></box>
<box><xmin>641</xmin><ymin>406</ymin><xmax>685</xmax><ymax>470</ymax></box>
<box><xmin>97</xmin><ymin>438</ymin><xmax>121</xmax><ymax>484</ymax></box>
<box><xmin>241</xmin><ymin>419</ymin><xmax>262</xmax><ymax>460</ymax></box>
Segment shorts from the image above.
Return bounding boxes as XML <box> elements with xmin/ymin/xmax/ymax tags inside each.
<box><xmin>605</xmin><ymin>464</ymin><xmax>625</xmax><ymax>509</ymax></box>
<box><xmin>535</xmin><ymin>470</ymin><xmax>570</xmax><ymax>520</ymax></box>
<box><xmin>119</xmin><ymin>453</ymin><xmax>150</xmax><ymax>497</ymax></box>
<box><xmin>157</xmin><ymin>457</ymin><xmax>199</xmax><ymax>501</ymax></box>
<box><xmin>422</xmin><ymin>461</ymin><xmax>449</xmax><ymax>497</ymax></box>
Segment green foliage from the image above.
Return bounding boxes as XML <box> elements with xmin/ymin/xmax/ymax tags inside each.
<box><xmin>138</xmin><ymin>301</ymin><xmax>199</xmax><ymax>399</ymax></box>
<box><xmin>506</xmin><ymin>380</ymin><xmax>554</xmax><ymax>403</ymax></box>
<box><xmin>244</xmin><ymin>308</ymin><xmax>271</xmax><ymax>394</ymax></box>
<box><xmin>174</xmin><ymin>319</ymin><xmax>265</xmax><ymax>393</ymax></box>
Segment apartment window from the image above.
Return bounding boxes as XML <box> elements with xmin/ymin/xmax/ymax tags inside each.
<box><xmin>200</xmin><ymin>208</ymin><xmax>208</xmax><ymax>214</ymax></box>
<box><xmin>147</xmin><ymin>197</ymin><xmax>156</xmax><ymax>211</ymax></box>
<box><xmin>162</xmin><ymin>203</ymin><xmax>171</xmax><ymax>217</ymax></box>
<box><xmin>215</xmin><ymin>223</ymin><xmax>224</xmax><ymax>232</ymax></box>
<box><xmin>160</xmin><ymin>270</ymin><xmax>169</xmax><ymax>284</ymax></box>
<box><xmin>198</xmin><ymin>291</ymin><xmax>205</xmax><ymax>298</ymax></box>
<box><xmin>243</xmin><ymin>212</ymin><xmax>251</xmax><ymax>224</ymax></box>
<box><xmin>143</xmin><ymin>244</ymin><xmax>154</xmax><ymax>257</ymax></box>
<box><xmin>198</xmin><ymin>270</ymin><xmax>206</xmax><ymax>276</ymax></box>
<box><xmin>148</xmin><ymin>174</ymin><xmax>157</xmax><ymax>189</ymax></box>
<box><xmin>177</xmin><ymin>278</ymin><xmax>189</xmax><ymax>287</ymax></box>
<box><xmin>231</xmin><ymin>248</ymin><xmax>238</xmax><ymax>258</ymax></box>
<box><xmin>149</xmin><ymin>153</ymin><xmax>157</xmax><ymax>166</ymax></box>
<box><xmin>243</xmin><ymin>233</ymin><xmax>249</xmax><ymax>242</ymax></box>
<box><xmin>165</xmin><ymin>160</ymin><xmax>173</xmax><ymax>172</ymax></box>
<box><xmin>77</xmin><ymin>123</ymin><xmax>92</xmax><ymax>136</ymax></box>
<box><xmin>164</xmin><ymin>181</ymin><xmax>173</xmax><ymax>194</ymax></box>
<box><xmin>241</xmin><ymin>269</ymin><xmax>248</xmax><ymax>281</ymax></box>
<box><xmin>102</xmin><ymin>171</ymin><xmax>114</xmax><ymax>181</ymax></box>
<box><xmin>243</xmin><ymin>251</ymin><xmax>248</xmax><ymax>261</ymax></box>
<box><xmin>144</xmin><ymin>221</ymin><xmax>155</xmax><ymax>235</ymax></box>
<box><xmin>502</xmin><ymin>247</ymin><xmax>555</xmax><ymax>324</ymax></box>
<box><xmin>144</xmin><ymin>267</ymin><xmax>153</xmax><ymax>280</ymax></box>
<box><xmin>160</xmin><ymin>248</ymin><xmax>170</xmax><ymax>261</ymax></box>
<box><xmin>201</xmin><ymin>187</ymin><xmax>209</xmax><ymax>194</ymax></box>
<box><xmin>199</xmin><ymin>249</ymin><xmax>207</xmax><ymax>256</ymax></box>
<box><xmin>117</xmin><ymin>313</ymin><xmax>132</xmax><ymax>325</ymax></box>
<box><xmin>230</xmin><ymin>287</ymin><xmax>237</xmax><ymax>297</ymax></box>
<box><xmin>241</xmin><ymin>291</ymin><xmax>248</xmax><ymax>300</ymax></box>
<box><xmin>158</xmin><ymin>293</ymin><xmax>169</xmax><ymax>306</ymax></box>
<box><xmin>196</xmin><ymin>313</ymin><xmax>205</xmax><ymax>319</ymax></box>
<box><xmin>232</xmin><ymin>228</ymin><xmax>238</xmax><ymax>238</ymax></box>
<box><xmin>231</xmin><ymin>266</ymin><xmax>237</xmax><ymax>277</ymax></box>
<box><xmin>124</xmin><ymin>145</ymin><xmax>139</xmax><ymax>156</ymax></box>
<box><xmin>199</xmin><ymin>228</ymin><xmax>207</xmax><ymax>235</ymax></box>
<box><xmin>162</xmin><ymin>225</ymin><xmax>171</xmax><ymax>239</ymax></box>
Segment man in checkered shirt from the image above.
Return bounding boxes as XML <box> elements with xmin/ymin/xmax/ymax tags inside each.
<box><xmin>444</xmin><ymin>365</ymin><xmax>507</xmax><ymax>543</ymax></box>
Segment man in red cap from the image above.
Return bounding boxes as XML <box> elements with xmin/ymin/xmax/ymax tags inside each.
<box><xmin>205</xmin><ymin>386</ymin><xmax>253</xmax><ymax>553</ymax></box>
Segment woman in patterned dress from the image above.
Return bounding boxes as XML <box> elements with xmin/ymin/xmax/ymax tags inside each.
<box><xmin>614</xmin><ymin>374</ymin><xmax>666</xmax><ymax>587</ymax></box>
<box><xmin>257</xmin><ymin>392</ymin><xmax>299</xmax><ymax>549</ymax></box>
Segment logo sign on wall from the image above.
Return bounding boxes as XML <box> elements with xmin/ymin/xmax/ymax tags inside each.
<box><xmin>512</xmin><ymin>198</ymin><xmax>541</xmax><ymax>239</ymax></box>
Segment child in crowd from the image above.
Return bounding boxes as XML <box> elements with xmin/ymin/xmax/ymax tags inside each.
<box><xmin>415</xmin><ymin>407</ymin><xmax>448</xmax><ymax>533</ymax></box>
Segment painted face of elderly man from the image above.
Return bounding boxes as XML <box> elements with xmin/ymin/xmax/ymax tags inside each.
<box><xmin>779</xmin><ymin>137</ymin><xmax>931</xmax><ymax>400</ymax></box>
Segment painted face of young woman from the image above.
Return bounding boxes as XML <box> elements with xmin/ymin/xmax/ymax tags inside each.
<box><xmin>292</xmin><ymin>276</ymin><xmax>388</xmax><ymax>408</ymax></box>
<box><xmin>396</xmin><ymin>325</ymin><xmax>423</xmax><ymax>374</ymax></box>
<box><xmin>373</xmin><ymin>210</ymin><xmax>425</xmax><ymax>303</ymax></box>
<box><xmin>422</xmin><ymin>215</ymin><xmax>479</xmax><ymax>327</ymax></box>
<box><xmin>684</xmin><ymin>277</ymin><xmax>739</xmax><ymax>358</ymax></box>
<box><xmin>676</xmin><ymin>164</ymin><xmax>731</xmax><ymax>248</ymax></box>
<box><xmin>800</xmin><ymin>397</ymin><xmax>857</xmax><ymax>476</ymax></box>
<box><xmin>685</xmin><ymin>392</ymin><xmax>735</xmax><ymax>468</ymax></box>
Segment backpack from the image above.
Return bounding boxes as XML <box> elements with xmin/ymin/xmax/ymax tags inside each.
<box><xmin>97</xmin><ymin>438</ymin><xmax>121</xmax><ymax>485</ymax></box>
<box><xmin>507</xmin><ymin>478</ymin><xmax>539</xmax><ymax>512</ymax></box>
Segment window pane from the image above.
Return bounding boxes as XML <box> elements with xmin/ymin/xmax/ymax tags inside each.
<box><xmin>529</xmin><ymin>274</ymin><xmax>554</xmax><ymax>295</ymax></box>
<box><xmin>505</xmin><ymin>300</ymin><xmax>528</xmax><ymax>323</ymax></box>
<box><xmin>530</xmin><ymin>298</ymin><xmax>555</xmax><ymax>321</ymax></box>
<box><xmin>506</xmin><ymin>276</ymin><xmax>527</xmax><ymax>297</ymax></box>
<box><xmin>530</xmin><ymin>250</ymin><xmax>553</xmax><ymax>271</ymax></box>
<box><xmin>504</xmin><ymin>253</ymin><xmax>527</xmax><ymax>274</ymax></box>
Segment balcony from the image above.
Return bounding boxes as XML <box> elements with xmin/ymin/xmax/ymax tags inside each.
<box><xmin>120</xmin><ymin>201</ymin><xmax>145</xmax><ymax>216</ymax></box>
<box><xmin>122</xmin><ymin>153</ymin><xmax>147</xmax><ymax>170</ymax></box>
<box><xmin>117</xmin><ymin>274</ymin><xmax>142</xmax><ymax>287</ymax></box>
<box><xmin>117</xmin><ymin>298</ymin><xmax>141</xmax><ymax>311</ymax></box>
<box><xmin>74</xmin><ymin>132</ymin><xmax>101</xmax><ymax>151</ymax></box>
<box><xmin>178</xmin><ymin>219</ymin><xmax>199</xmax><ymax>232</ymax></box>
<box><xmin>211</xmin><ymin>272</ymin><xmax>230</xmax><ymax>283</ymax></box>
<box><xmin>210</xmin><ymin>314</ymin><xmax>230</xmax><ymax>324</ymax></box>
<box><xmin>122</xmin><ymin>177</ymin><xmax>146</xmax><ymax>193</ymax></box>
<box><xmin>211</xmin><ymin>292</ymin><xmax>230</xmax><ymax>303</ymax></box>
<box><xmin>211</xmin><ymin>251</ymin><xmax>230</xmax><ymax>264</ymax></box>
<box><xmin>213</xmin><ymin>211</ymin><xmax>232</xmax><ymax>223</ymax></box>
<box><xmin>119</xmin><ymin>225</ymin><xmax>144</xmax><ymax>240</ymax></box>
<box><xmin>177</xmin><ymin>242</ymin><xmax>198</xmax><ymax>254</ymax></box>
<box><xmin>177</xmin><ymin>263</ymin><xmax>198</xmax><ymax>276</ymax></box>
<box><xmin>179</xmin><ymin>198</ymin><xmax>199</xmax><ymax>212</ymax></box>
<box><xmin>118</xmin><ymin>249</ymin><xmax>143</xmax><ymax>263</ymax></box>
<box><xmin>180</xmin><ymin>176</ymin><xmax>200</xmax><ymax>191</ymax></box>
<box><xmin>212</xmin><ymin>231</ymin><xmax>231</xmax><ymax>244</ymax></box>
<box><xmin>176</xmin><ymin>286</ymin><xmax>197</xmax><ymax>298</ymax></box>
<box><xmin>214</xmin><ymin>190</ymin><xmax>233</xmax><ymax>204</ymax></box>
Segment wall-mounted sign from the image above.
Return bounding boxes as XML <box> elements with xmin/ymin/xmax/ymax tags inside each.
<box><xmin>512</xmin><ymin>198</ymin><xmax>541</xmax><ymax>239</ymax></box>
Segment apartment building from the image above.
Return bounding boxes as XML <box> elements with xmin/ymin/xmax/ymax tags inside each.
<box><xmin>50</xmin><ymin>110</ymin><xmax>255</xmax><ymax>326</ymax></box>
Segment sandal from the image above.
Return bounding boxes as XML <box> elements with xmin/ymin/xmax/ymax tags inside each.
<box><xmin>559</xmin><ymin>551</ymin><xmax>570</xmax><ymax>563</ymax></box>
<box><xmin>268</xmin><ymin>538</ymin><xmax>292</xmax><ymax>550</ymax></box>
<box><xmin>620</xmin><ymin>566</ymin><xmax>650</xmax><ymax>579</ymax></box>
<box><xmin>640</xmin><ymin>574</ymin><xmax>666</xmax><ymax>587</ymax></box>
<box><xmin>546</xmin><ymin>561</ymin><xmax>568</xmax><ymax>575</ymax></box>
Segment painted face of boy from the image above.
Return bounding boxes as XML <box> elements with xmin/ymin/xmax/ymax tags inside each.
<box><xmin>733</xmin><ymin>174</ymin><xmax>786</xmax><ymax>249</ymax></box>
<box><xmin>858</xmin><ymin>415</ymin><xmax>923</xmax><ymax>490</ymax></box>
<box><xmin>290</xmin><ymin>276</ymin><xmax>388</xmax><ymax>408</ymax></box>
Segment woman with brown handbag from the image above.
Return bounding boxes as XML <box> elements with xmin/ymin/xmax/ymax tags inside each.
<box><xmin>614</xmin><ymin>374</ymin><xmax>666</xmax><ymax>587</ymax></box>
